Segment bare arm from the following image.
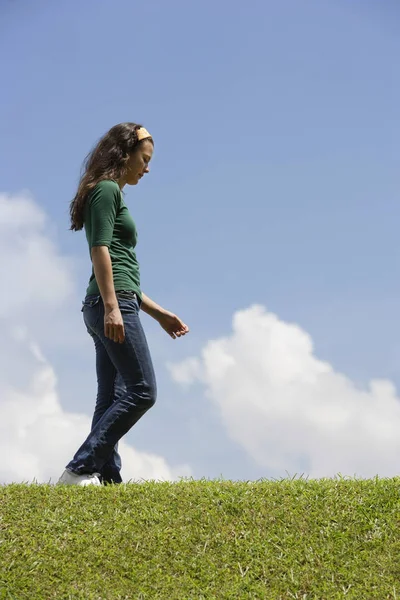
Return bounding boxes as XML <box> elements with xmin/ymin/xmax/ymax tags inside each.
<box><xmin>141</xmin><ymin>292</ymin><xmax>189</xmax><ymax>339</ymax></box>
<box><xmin>91</xmin><ymin>246</ymin><xmax>124</xmax><ymax>343</ymax></box>
<box><xmin>140</xmin><ymin>292</ymin><xmax>166</xmax><ymax>321</ymax></box>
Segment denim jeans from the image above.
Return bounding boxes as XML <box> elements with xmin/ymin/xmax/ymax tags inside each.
<box><xmin>65</xmin><ymin>291</ymin><xmax>157</xmax><ymax>484</ymax></box>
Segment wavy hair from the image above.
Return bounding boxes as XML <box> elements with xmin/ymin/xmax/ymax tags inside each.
<box><xmin>69</xmin><ymin>122</ymin><xmax>153</xmax><ymax>231</ymax></box>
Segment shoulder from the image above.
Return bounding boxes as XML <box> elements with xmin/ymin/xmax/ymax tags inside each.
<box><xmin>95</xmin><ymin>179</ymin><xmax>120</xmax><ymax>193</ymax></box>
<box><xmin>92</xmin><ymin>179</ymin><xmax>120</xmax><ymax>196</ymax></box>
<box><xmin>88</xmin><ymin>180</ymin><xmax>121</xmax><ymax>205</ymax></box>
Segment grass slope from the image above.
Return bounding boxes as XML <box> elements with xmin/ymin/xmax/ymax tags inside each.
<box><xmin>1</xmin><ymin>477</ymin><xmax>400</xmax><ymax>599</ymax></box>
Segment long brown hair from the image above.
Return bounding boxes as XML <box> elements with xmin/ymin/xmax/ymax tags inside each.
<box><xmin>69</xmin><ymin>122</ymin><xmax>153</xmax><ymax>231</ymax></box>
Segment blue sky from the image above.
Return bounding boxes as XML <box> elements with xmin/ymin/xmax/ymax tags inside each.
<box><xmin>1</xmin><ymin>1</ymin><xmax>400</xmax><ymax>483</ymax></box>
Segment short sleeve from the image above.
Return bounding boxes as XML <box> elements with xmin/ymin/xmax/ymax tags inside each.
<box><xmin>87</xmin><ymin>181</ymin><xmax>120</xmax><ymax>248</ymax></box>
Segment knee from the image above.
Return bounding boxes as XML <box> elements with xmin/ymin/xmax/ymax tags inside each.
<box><xmin>128</xmin><ymin>379</ymin><xmax>157</xmax><ymax>409</ymax></box>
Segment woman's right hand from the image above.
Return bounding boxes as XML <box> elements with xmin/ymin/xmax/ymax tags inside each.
<box><xmin>90</xmin><ymin>246</ymin><xmax>125</xmax><ymax>342</ymax></box>
<box><xmin>104</xmin><ymin>307</ymin><xmax>125</xmax><ymax>343</ymax></box>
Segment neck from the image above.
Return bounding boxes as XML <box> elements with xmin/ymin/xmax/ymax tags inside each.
<box><xmin>116</xmin><ymin>177</ymin><xmax>126</xmax><ymax>190</ymax></box>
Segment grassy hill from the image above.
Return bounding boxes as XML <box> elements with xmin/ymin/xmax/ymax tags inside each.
<box><xmin>1</xmin><ymin>476</ymin><xmax>400</xmax><ymax>599</ymax></box>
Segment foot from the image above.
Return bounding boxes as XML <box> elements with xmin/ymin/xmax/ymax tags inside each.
<box><xmin>102</xmin><ymin>479</ymin><xmax>123</xmax><ymax>486</ymax></box>
<box><xmin>57</xmin><ymin>469</ymin><xmax>102</xmax><ymax>486</ymax></box>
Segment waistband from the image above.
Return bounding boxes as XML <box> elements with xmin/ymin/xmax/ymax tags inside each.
<box><xmin>83</xmin><ymin>290</ymin><xmax>141</xmax><ymax>306</ymax></box>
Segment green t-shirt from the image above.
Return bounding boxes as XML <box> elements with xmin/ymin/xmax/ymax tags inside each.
<box><xmin>83</xmin><ymin>180</ymin><xmax>142</xmax><ymax>299</ymax></box>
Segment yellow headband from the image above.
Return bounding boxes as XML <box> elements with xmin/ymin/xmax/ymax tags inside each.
<box><xmin>137</xmin><ymin>127</ymin><xmax>152</xmax><ymax>142</ymax></box>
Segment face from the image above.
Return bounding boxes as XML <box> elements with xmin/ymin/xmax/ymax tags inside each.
<box><xmin>125</xmin><ymin>139</ymin><xmax>154</xmax><ymax>185</ymax></box>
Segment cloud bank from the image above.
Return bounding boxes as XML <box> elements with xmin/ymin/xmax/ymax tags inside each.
<box><xmin>169</xmin><ymin>304</ymin><xmax>400</xmax><ymax>478</ymax></box>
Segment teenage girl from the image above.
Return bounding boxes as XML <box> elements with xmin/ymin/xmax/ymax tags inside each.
<box><xmin>58</xmin><ymin>123</ymin><xmax>189</xmax><ymax>486</ymax></box>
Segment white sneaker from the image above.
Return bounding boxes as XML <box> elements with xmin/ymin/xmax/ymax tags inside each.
<box><xmin>57</xmin><ymin>469</ymin><xmax>102</xmax><ymax>486</ymax></box>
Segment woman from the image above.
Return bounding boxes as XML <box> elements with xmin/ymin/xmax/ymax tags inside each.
<box><xmin>57</xmin><ymin>122</ymin><xmax>189</xmax><ymax>486</ymax></box>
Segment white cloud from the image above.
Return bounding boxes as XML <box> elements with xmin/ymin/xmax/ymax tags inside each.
<box><xmin>169</xmin><ymin>304</ymin><xmax>400</xmax><ymax>478</ymax></box>
<box><xmin>168</xmin><ymin>356</ymin><xmax>204</xmax><ymax>386</ymax></box>
<box><xmin>0</xmin><ymin>192</ymin><xmax>191</xmax><ymax>484</ymax></box>
<box><xmin>0</xmin><ymin>192</ymin><xmax>75</xmax><ymax>314</ymax></box>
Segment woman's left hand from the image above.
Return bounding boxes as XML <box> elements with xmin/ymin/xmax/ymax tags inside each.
<box><xmin>158</xmin><ymin>311</ymin><xmax>189</xmax><ymax>339</ymax></box>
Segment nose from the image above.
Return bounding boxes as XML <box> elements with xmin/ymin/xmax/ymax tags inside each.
<box><xmin>144</xmin><ymin>166</ymin><xmax>150</xmax><ymax>174</ymax></box>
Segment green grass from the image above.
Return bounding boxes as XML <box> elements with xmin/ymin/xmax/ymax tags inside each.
<box><xmin>1</xmin><ymin>476</ymin><xmax>400</xmax><ymax>599</ymax></box>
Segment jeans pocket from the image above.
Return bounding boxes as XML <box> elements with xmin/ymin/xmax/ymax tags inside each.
<box><xmin>81</xmin><ymin>294</ymin><xmax>101</xmax><ymax>309</ymax></box>
<box><xmin>81</xmin><ymin>295</ymin><xmax>102</xmax><ymax>330</ymax></box>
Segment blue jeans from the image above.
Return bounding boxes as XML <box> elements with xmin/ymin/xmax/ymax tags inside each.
<box><xmin>65</xmin><ymin>291</ymin><xmax>157</xmax><ymax>484</ymax></box>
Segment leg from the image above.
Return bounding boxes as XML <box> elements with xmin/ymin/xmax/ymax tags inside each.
<box><xmin>66</xmin><ymin>294</ymin><xmax>157</xmax><ymax>476</ymax></box>
<box><xmin>89</xmin><ymin>329</ymin><xmax>124</xmax><ymax>484</ymax></box>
